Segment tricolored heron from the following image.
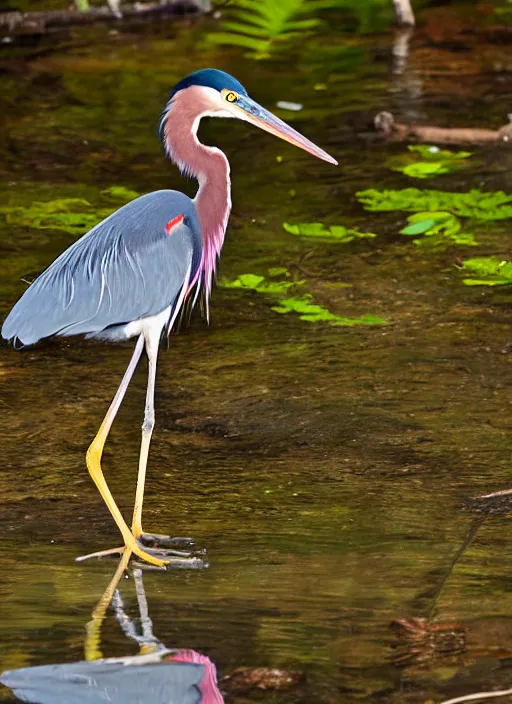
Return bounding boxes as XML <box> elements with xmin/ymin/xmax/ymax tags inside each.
<box><xmin>2</xmin><ymin>68</ymin><xmax>337</xmax><ymax>568</ymax></box>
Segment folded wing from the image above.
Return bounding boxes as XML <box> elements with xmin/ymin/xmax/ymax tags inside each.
<box><xmin>2</xmin><ymin>191</ymin><xmax>203</xmax><ymax>346</ymax></box>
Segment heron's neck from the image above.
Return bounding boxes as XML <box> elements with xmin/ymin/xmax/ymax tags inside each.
<box><xmin>162</xmin><ymin>88</ymin><xmax>231</xmax><ymax>295</ymax></box>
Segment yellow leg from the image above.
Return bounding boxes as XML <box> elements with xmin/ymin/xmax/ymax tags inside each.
<box><xmin>86</xmin><ymin>437</ymin><xmax>164</xmax><ymax>567</ymax></box>
<box><xmin>84</xmin><ymin>334</ymin><xmax>166</xmax><ymax>568</ymax></box>
<box><xmin>131</xmin><ymin>276</ymin><xmax>190</xmax><ymax>542</ymax></box>
<box><xmin>85</xmin><ymin>548</ymin><xmax>132</xmax><ymax>661</ymax></box>
<box><xmin>131</xmin><ymin>332</ymin><xmax>158</xmax><ymax>540</ymax></box>
<box><xmin>131</xmin><ymin>431</ymin><xmax>151</xmax><ymax>539</ymax></box>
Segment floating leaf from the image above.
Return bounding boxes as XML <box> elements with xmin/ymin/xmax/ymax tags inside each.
<box><xmin>400</xmin><ymin>219</ymin><xmax>437</xmax><ymax>235</ymax></box>
<box><xmin>221</xmin><ymin>273</ymin><xmax>385</xmax><ymax>326</ymax></box>
<box><xmin>400</xmin><ymin>162</ymin><xmax>452</xmax><ymax>178</ymax></box>
<box><xmin>399</xmin><ymin>211</ymin><xmax>476</xmax><ymax>248</ymax></box>
<box><xmin>408</xmin><ymin>145</ymin><xmax>472</xmax><ymax>161</ymax></box>
<box><xmin>460</xmin><ymin>257</ymin><xmax>512</xmax><ymax>286</ymax></box>
<box><xmin>390</xmin><ymin>145</ymin><xmax>472</xmax><ymax>179</ymax></box>
<box><xmin>357</xmin><ymin>188</ymin><xmax>512</xmax><ymax>220</ymax></box>
<box><xmin>271</xmin><ymin>296</ymin><xmax>386</xmax><ymax>326</ymax></box>
<box><xmin>219</xmin><ymin>273</ymin><xmax>297</xmax><ymax>295</ymax></box>
<box><xmin>267</xmin><ymin>267</ymin><xmax>290</xmax><ymax>277</ymax></box>
<box><xmin>0</xmin><ymin>188</ymin><xmax>141</xmax><ymax>237</ymax></box>
<box><xmin>0</xmin><ymin>199</ymin><xmax>114</xmax><ymax>236</ymax></box>
<box><xmin>283</xmin><ymin>222</ymin><xmax>376</xmax><ymax>242</ymax></box>
<box><xmin>101</xmin><ymin>186</ymin><xmax>140</xmax><ymax>202</ymax></box>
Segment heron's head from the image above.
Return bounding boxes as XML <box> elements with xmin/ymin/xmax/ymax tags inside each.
<box><xmin>163</xmin><ymin>68</ymin><xmax>337</xmax><ymax>166</ymax></box>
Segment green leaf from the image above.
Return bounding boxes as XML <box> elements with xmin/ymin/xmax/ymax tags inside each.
<box><xmin>408</xmin><ymin>145</ymin><xmax>472</xmax><ymax>161</ymax></box>
<box><xmin>219</xmin><ymin>272</ymin><xmax>297</xmax><ymax>295</ymax></box>
<box><xmin>390</xmin><ymin>145</ymin><xmax>473</xmax><ymax>179</ymax></box>
<box><xmin>398</xmin><ymin>211</ymin><xmax>475</xmax><ymax>248</ymax></box>
<box><xmin>399</xmin><ymin>162</ymin><xmax>451</xmax><ymax>178</ymax></box>
<box><xmin>101</xmin><ymin>186</ymin><xmax>140</xmax><ymax>202</ymax></box>
<box><xmin>271</xmin><ymin>296</ymin><xmax>386</xmax><ymax>326</ymax></box>
<box><xmin>462</xmin><ymin>278</ymin><xmax>508</xmax><ymax>286</ymax></box>
<box><xmin>0</xmin><ymin>198</ymin><xmax>114</xmax><ymax>236</ymax></box>
<box><xmin>267</xmin><ymin>267</ymin><xmax>290</xmax><ymax>277</ymax></box>
<box><xmin>356</xmin><ymin>188</ymin><xmax>512</xmax><ymax>220</ymax></box>
<box><xmin>462</xmin><ymin>257</ymin><xmax>504</xmax><ymax>276</ymax></box>
<box><xmin>459</xmin><ymin>257</ymin><xmax>512</xmax><ymax>286</ymax></box>
<box><xmin>283</xmin><ymin>222</ymin><xmax>376</xmax><ymax>242</ymax></box>
<box><xmin>400</xmin><ymin>219</ymin><xmax>437</xmax><ymax>235</ymax></box>
<box><xmin>221</xmin><ymin>273</ymin><xmax>386</xmax><ymax>326</ymax></box>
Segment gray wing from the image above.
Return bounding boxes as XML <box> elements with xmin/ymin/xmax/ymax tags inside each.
<box><xmin>1</xmin><ymin>190</ymin><xmax>203</xmax><ymax>346</ymax></box>
<box><xmin>0</xmin><ymin>659</ymin><xmax>204</xmax><ymax>704</ymax></box>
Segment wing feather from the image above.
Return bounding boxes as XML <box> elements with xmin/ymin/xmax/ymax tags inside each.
<box><xmin>2</xmin><ymin>191</ymin><xmax>202</xmax><ymax>346</ymax></box>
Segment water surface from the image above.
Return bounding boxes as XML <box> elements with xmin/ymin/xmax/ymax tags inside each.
<box><xmin>1</xmin><ymin>3</ymin><xmax>512</xmax><ymax>702</ymax></box>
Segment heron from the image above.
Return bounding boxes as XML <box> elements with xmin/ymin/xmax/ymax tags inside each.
<box><xmin>2</xmin><ymin>68</ymin><xmax>337</xmax><ymax>568</ymax></box>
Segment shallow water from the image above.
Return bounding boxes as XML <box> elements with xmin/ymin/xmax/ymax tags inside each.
<box><xmin>1</xmin><ymin>3</ymin><xmax>512</xmax><ymax>702</ymax></box>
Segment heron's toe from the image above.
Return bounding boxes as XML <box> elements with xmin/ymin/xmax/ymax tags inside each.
<box><xmin>134</xmin><ymin>536</ymin><xmax>207</xmax><ymax>570</ymax></box>
<box><xmin>138</xmin><ymin>532</ymin><xmax>196</xmax><ymax>549</ymax></box>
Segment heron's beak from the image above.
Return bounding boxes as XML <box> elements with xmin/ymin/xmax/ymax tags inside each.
<box><xmin>229</xmin><ymin>94</ymin><xmax>338</xmax><ymax>166</ymax></box>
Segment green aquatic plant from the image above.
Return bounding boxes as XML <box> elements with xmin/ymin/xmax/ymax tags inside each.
<box><xmin>101</xmin><ymin>186</ymin><xmax>140</xmax><ymax>202</ymax></box>
<box><xmin>267</xmin><ymin>267</ymin><xmax>290</xmax><ymax>277</ymax></box>
<box><xmin>219</xmin><ymin>272</ymin><xmax>297</xmax><ymax>295</ymax></box>
<box><xmin>0</xmin><ymin>188</ymin><xmax>141</xmax><ymax>237</ymax></box>
<box><xmin>460</xmin><ymin>257</ymin><xmax>512</xmax><ymax>286</ymax></box>
<box><xmin>357</xmin><ymin>188</ymin><xmax>512</xmax><ymax>220</ymax></box>
<box><xmin>0</xmin><ymin>199</ymin><xmax>112</xmax><ymax>236</ymax></box>
<box><xmin>220</xmin><ymin>272</ymin><xmax>385</xmax><ymax>326</ymax></box>
<box><xmin>283</xmin><ymin>222</ymin><xmax>376</xmax><ymax>242</ymax></box>
<box><xmin>271</xmin><ymin>296</ymin><xmax>386</xmax><ymax>326</ymax></box>
<box><xmin>390</xmin><ymin>145</ymin><xmax>472</xmax><ymax>179</ymax></box>
<box><xmin>400</xmin><ymin>211</ymin><xmax>477</xmax><ymax>248</ymax></box>
<box><xmin>208</xmin><ymin>0</ymin><xmax>332</xmax><ymax>59</ymax></box>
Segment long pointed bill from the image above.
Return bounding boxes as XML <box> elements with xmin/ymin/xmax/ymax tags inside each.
<box><xmin>227</xmin><ymin>94</ymin><xmax>338</xmax><ymax>166</ymax></box>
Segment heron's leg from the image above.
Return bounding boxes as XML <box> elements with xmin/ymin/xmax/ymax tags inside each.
<box><xmin>84</xmin><ymin>334</ymin><xmax>168</xmax><ymax>568</ymax></box>
<box><xmin>131</xmin><ymin>331</ymin><xmax>158</xmax><ymax>541</ymax></box>
<box><xmin>131</xmin><ymin>328</ymin><xmax>195</xmax><ymax>555</ymax></box>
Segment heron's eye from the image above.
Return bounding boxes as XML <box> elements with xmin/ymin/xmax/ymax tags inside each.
<box><xmin>225</xmin><ymin>91</ymin><xmax>238</xmax><ymax>103</ymax></box>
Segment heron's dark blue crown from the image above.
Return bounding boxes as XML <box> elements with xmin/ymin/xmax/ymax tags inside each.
<box><xmin>169</xmin><ymin>69</ymin><xmax>248</xmax><ymax>99</ymax></box>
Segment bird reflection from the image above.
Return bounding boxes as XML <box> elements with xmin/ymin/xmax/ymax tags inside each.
<box><xmin>1</xmin><ymin>551</ymin><xmax>224</xmax><ymax>704</ymax></box>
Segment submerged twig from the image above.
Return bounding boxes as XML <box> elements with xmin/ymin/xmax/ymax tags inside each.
<box><xmin>440</xmin><ymin>687</ymin><xmax>512</xmax><ymax>704</ymax></box>
<box><xmin>426</xmin><ymin>516</ymin><xmax>485</xmax><ymax>620</ymax></box>
<box><xmin>374</xmin><ymin>111</ymin><xmax>512</xmax><ymax>145</ymax></box>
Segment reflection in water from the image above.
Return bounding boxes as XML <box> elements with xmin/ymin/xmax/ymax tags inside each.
<box><xmin>1</xmin><ymin>552</ymin><xmax>224</xmax><ymax>704</ymax></box>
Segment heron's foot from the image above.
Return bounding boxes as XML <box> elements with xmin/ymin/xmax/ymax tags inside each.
<box><xmin>76</xmin><ymin>544</ymin><xmax>166</xmax><ymax>568</ymax></box>
<box><xmin>138</xmin><ymin>532</ymin><xmax>196</xmax><ymax>550</ymax></box>
<box><xmin>135</xmin><ymin>533</ymin><xmax>207</xmax><ymax>570</ymax></box>
<box><xmin>76</xmin><ymin>539</ymin><xmax>207</xmax><ymax>570</ymax></box>
<box><xmin>76</xmin><ymin>546</ymin><xmax>126</xmax><ymax>562</ymax></box>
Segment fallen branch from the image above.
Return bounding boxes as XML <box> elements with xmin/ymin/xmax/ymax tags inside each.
<box><xmin>0</xmin><ymin>0</ymin><xmax>210</xmax><ymax>35</ymax></box>
<box><xmin>374</xmin><ymin>111</ymin><xmax>512</xmax><ymax>146</ymax></box>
